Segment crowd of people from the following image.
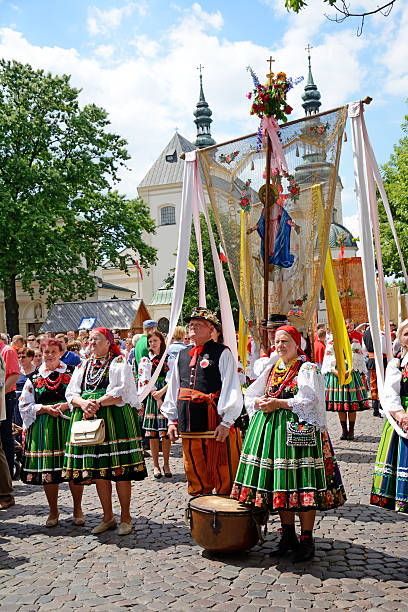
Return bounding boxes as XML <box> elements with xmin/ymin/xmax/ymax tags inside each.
<box><xmin>0</xmin><ymin>309</ymin><xmax>407</xmax><ymax>559</ymax></box>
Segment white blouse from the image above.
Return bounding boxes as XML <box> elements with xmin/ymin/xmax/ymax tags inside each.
<box><xmin>161</xmin><ymin>347</ymin><xmax>243</xmax><ymax>428</ymax></box>
<box><xmin>321</xmin><ymin>339</ymin><xmax>367</xmax><ymax>375</ymax></box>
<box><xmin>19</xmin><ymin>362</ymin><xmax>68</xmax><ymax>431</ymax></box>
<box><xmin>382</xmin><ymin>353</ymin><xmax>408</xmax><ymax>416</ymax></box>
<box><xmin>65</xmin><ymin>355</ymin><xmax>140</xmax><ymax>410</ymax></box>
<box><xmin>245</xmin><ymin>359</ymin><xmax>327</xmax><ymax>430</ymax></box>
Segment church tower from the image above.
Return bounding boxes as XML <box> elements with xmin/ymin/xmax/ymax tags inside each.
<box><xmin>301</xmin><ymin>46</ymin><xmax>321</xmax><ymax>116</ymax></box>
<box><xmin>194</xmin><ymin>67</ymin><xmax>216</xmax><ymax>149</ymax></box>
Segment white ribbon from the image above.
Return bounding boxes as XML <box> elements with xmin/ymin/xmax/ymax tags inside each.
<box><xmin>349</xmin><ymin>101</ymin><xmax>407</xmax><ymax>439</ymax></box>
<box><xmin>138</xmin><ymin>151</ymin><xmax>196</xmax><ymax>402</ymax></box>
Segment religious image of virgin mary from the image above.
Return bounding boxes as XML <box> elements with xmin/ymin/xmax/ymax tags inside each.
<box><xmin>247</xmin><ymin>184</ymin><xmax>295</xmax><ymax>268</ymax></box>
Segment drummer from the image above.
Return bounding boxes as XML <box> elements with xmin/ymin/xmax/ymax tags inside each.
<box><xmin>161</xmin><ymin>307</ymin><xmax>243</xmax><ymax>496</ymax></box>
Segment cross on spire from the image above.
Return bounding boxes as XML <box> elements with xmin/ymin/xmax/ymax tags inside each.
<box><xmin>197</xmin><ymin>64</ymin><xmax>204</xmax><ymax>75</ymax></box>
<box><xmin>305</xmin><ymin>43</ymin><xmax>313</xmax><ymax>56</ymax></box>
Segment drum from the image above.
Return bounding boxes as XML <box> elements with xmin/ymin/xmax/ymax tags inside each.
<box><xmin>186</xmin><ymin>495</ymin><xmax>268</xmax><ymax>553</ymax></box>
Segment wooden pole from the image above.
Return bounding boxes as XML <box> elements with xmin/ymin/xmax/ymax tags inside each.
<box><xmin>263</xmin><ymin>133</ymin><xmax>272</xmax><ymax>330</ymax></box>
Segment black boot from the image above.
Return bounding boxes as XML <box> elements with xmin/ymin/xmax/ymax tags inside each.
<box><xmin>340</xmin><ymin>421</ymin><xmax>348</xmax><ymax>440</ymax></box>
<box><xmin>373</xmin><ymin>400</ymin><xmax>380</xmax><ymax>417</ymax></box>
<box><xmin>270</xmin><ymin>524</ymin><xmax>299</xmax><ymax>556</ymax></box>
<box><xmin>294</xmin><ymin>533</ymin><xmax>315</xmax><ymax>562</ymax></box>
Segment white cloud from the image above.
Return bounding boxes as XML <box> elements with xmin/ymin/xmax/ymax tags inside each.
<box><xmin>93</xmin><ymin>44</ymin><xmax>115</xmax><ymax>61</ymax></box>
<box><xmin>87</xmin><ymin>2</ymin><xmax>146</xmax><ymax>37</ymax></box>
<box><xmin>131</xmin><ymin>35</ymin><xmax>160</xmax><ymax>58</ymax></box>
<box><xmin>380</xmin><ymin>3</ymin><xmax>408</xmax><ymax>95</ymax></box>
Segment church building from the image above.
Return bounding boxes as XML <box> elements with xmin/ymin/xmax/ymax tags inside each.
<box><xmin>136</xmin><ymin>70</ymin><xmax>216</xmax><ymax>332</ymax></box>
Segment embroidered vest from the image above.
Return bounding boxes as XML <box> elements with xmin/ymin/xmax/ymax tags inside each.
<box><xmin>399</xmin><ymin>362</ymin><xmax>408</xmax><ymax>398</ymax></box>
<box><xmin>32</xmin><ymin>370</ymin><xmax>71</xmax><ymax>405</ymax></box>
<box><xmin>177</xmin><ymin>339</ymin><xmax>226</xmax><ymax>432</ymax></box>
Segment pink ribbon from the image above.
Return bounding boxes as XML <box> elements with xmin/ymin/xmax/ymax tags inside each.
<box><xmin>261</xmin><ymin>116</ymin><xmax>289</xmax><ymax>175</ymax></box>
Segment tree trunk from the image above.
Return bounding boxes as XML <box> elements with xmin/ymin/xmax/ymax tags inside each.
<box><xmin>3</xmin><ymin>275</ymin><xmax>19</xmax><ymax>337</ymax></box>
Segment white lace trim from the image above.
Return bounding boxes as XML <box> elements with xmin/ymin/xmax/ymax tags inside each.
<box><xmin>287</xmin><ymin>363</ymin><xmax>327</xmax><ymax>430</ymax></box>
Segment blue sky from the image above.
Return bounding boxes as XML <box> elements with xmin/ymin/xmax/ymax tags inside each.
<box><xmin>1</xmin><ymin>0</ymin><xmax>407</xmax><ymax>237</ymax></box>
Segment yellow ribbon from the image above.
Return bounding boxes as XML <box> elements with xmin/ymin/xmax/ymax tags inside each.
<box><xmin>312</xmin><ymin>184</ymin><xmax>352</xmax><ymax>386</ymax></box>
<box><xmin>238</xmin><ymin>209</ymin><xmax>249</xmax><ymax>371</ymax></box>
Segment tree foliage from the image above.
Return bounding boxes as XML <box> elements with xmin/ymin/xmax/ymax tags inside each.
<box><xmin>285</xmin><ymin>0</ymin><xmax>397</xmax><ymax>34</ymax></box>
<box><xmin>0</xmin><ymin>59</ymin><xmax>156</xmax><ymax>334</ymax></box>
<box><xmin>378</xmin><ymin>103</ymin><xmax>408</xmax><ymax>292</ymax></box>
<box><xmin>165</xmin><ymin>213</ymin><xmax>240</xmax><ymax>327</ymax></box>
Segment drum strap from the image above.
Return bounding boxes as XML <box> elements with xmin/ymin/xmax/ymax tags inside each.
<box><xmin>178</xmin><ymin>387</ymin><xmax>228</xmax><ymax>486</ymax></box>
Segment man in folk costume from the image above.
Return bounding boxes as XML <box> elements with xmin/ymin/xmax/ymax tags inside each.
<box><xmin>161</xmin><ymin>307</ymin><xmax>243</xmax><ymax>496</ymax></box>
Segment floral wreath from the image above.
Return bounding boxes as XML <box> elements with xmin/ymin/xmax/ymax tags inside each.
<box><xmin>310</xmin><ymin>121</ymin><xmax>329</xmax><ymax>135</ymax></box>
<box><xmin>287</xmin><ymin>294</ymin><xmax>308</xmax><ymax>318</ymax></box>
<box><xmin>240</xmin><ymin>179</ymin><xmax>252</xmax><ymax>212</ymax></box>
<box><xmin>219</xmin><ymin>151</ymin><xmax>239</xmax><ymax>164</ymax></box>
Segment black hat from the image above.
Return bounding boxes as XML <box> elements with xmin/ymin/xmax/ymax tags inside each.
<box><xmin>266</xmin><ymin>313</ymin><xmax>288</xmax><ymax>329</ymax></box>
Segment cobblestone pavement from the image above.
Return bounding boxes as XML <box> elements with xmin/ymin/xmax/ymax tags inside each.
<box><xmin>1</xmin><ymin>411</ymin><xmax>408</xmax><ymax>611</ymax></box>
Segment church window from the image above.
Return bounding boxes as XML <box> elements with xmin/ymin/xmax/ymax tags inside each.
<box><xmin>160</xmin><ymin>205</ymin><xmax>176</xmax><ymax>226</ymax></box>
<box><xmin>165</xmin><ymin>151</ymin><xmax>177</xmax><ymax>163</ymax></box>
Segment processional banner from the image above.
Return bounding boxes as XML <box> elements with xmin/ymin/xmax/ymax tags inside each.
<box><xmin>332</xmin><ymin>257</ymin><xmax>368</xmax><ymax>324</ymax></box>
<box><xmin>198</xmin><ymin>107</ymin><xmax>347</xmax><ymax>340</ymax></box>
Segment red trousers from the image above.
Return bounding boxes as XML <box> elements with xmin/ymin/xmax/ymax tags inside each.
<box><xmin>182</xmin><ymin>428</ymin><xmax>242</xmax><ymax>496</ymax></box>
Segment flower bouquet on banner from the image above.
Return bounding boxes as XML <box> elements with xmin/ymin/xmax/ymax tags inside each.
<box><xmin>196</xmin><ymin>58</ymin><xmax>347</xmax><ymax>346</ymax></box>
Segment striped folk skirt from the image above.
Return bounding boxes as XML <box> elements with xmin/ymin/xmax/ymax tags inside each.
<box><xmin>325</xmin><ymin>371</ymin><xmax>369</xmax><ymax>412</ymax></box>
<box><xmin>21</xmin><ymin>410</ymin><xmax>70</xmax><ymax>485</ymax></box>
<box><xmin>142</xmin><ymin>377</ymin><xmax>168</xmax><ymax>438</ymax></box>
<box><xmin>231</xmin><ymin>408</ymin><xmax>346</xmax><ymax>512</ymax></box>
<box><xmin>62</xmin><ymin>390</ymin><xmax>147</xmax><ymax>484</ymax></box>
<box><xmin>371</xmin><ymin>399</ymin><xmax>408</xmax><ymax>514</ymax></box>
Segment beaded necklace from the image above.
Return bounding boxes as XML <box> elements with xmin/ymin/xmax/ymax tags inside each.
<box><xmin>266</xmin><ymin>357</ymin><xmax>301</xmax><ymax>398</ymax></box>
<box><xmin>84</xmin><ymin>354</ymin><xmax>111</xmax><ymax>391</ymax></box>
<box><xmin>42</xmin><ymin>370</ymin><xmax>64</xmax><ymax>391</ymax></box>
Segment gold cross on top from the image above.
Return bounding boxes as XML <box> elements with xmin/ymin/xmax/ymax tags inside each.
<box><xmin>267</xmin><ymin>56</ymin><xmax>275</xmax><ymax>73</ymax></box>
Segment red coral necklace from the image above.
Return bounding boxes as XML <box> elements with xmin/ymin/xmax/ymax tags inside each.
<box><xmin>266</xmin><ymin>358</ymin><xmax>301</xmax><ymax>398</ymax></box>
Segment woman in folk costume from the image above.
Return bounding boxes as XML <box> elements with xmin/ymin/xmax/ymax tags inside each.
<box><xmin>322</xmin><ymin>335</ymin><xmax>369</xmax><ymax>440</ymax></box>
<box><xmin>63</xmin><ymin>327</ymin><xmax>147</xmax><ymax>536</ymax></box>
<box><xmin>371</xmin><ymin>319</ymin><xmax>408</xmax><ymax>513</ymax></box>
<box><xmin>231</xmin><ymin>326</ymin><xmax>346</xmax><ymax>562</ymax></box>
<box><xmin>138</xmin><ymin>330</ymin><xmax>172</xmax><ymax>479</ymax></box>
<box><xmin>19</xmin><ymin>338</ymin><xmax>84</xmax><ymax>527</ymax></box>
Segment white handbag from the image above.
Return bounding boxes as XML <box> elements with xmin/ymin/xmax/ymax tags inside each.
<box><xmin>70</xmin><ymin>418</ymin><xmax>105</xmax><ymax>446</ymax></box>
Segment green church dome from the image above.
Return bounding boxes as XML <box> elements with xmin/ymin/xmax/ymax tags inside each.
<box><xmin>329</xmin><ymin>222</ymin><xmax>357</xmax><ymax>249</ymax></box>
<box><xmin>194</xmin><ymin>71</ymin><xmax>216</xmax><ymax>149</ymax></box>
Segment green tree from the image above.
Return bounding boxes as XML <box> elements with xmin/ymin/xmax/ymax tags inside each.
<box><xmin>378</xmin><ymin>104</ymin><xmax>408</xmax><ymax>292</ymax></box>
<box><xmin>285</xmin><ymin>1</ymin><xmax>397</xmax><ymax>34</ymax></box>
<box><xmin>165</xmin><ymin>213</ymin><xmax>239</xmax><ymax>327</ymax></box>
<box><xmin>285</xmin><ymin>0</ymin><xmax>396</xmax><ymax>14</ymax></box>
<box><xmin>0</xmin><ymin>60</ymin><xmax>156</xmax><ymax>335</ymax></box>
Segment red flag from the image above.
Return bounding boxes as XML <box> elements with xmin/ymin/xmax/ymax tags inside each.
<box><xmin>136</xmin><ymin>259</ymin><xmax>143</xmax><ymax>280</ymax></box>
<box><xmin>219</xmin><ymin>243</ymin><xmax>227</xmax><ymax>263</ymax></box>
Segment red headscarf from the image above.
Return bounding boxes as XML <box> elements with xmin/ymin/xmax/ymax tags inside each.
<box><xmin>93</xmin><ymin>327</ymin><xmax>121</xmax><ymax>357</ymax></box>
<box><xmin>275</xmin><ymin>325</ymin><xmax>309</xmax><ymax>361</ymax></box>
